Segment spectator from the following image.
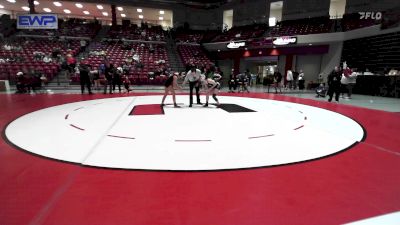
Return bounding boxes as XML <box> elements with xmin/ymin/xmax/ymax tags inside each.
<box><xmin>123</xmin><ymin>75</ymin><xmax>132</xmax><ymax>93</ymax></box>
<box><xmin>79</xmin><ymin>64</ymin><xmax>92</xmax><ymax>94</ymax></box>
<box><xmin>43</xmin><ymin>55</ymin><xmax>52</xmax><ymax>63</ymax></box>
<box><xmin>113</xmin><ymin>67</ymin><xmax>123</xmax><ymax>93</ymax></box>
<box><xmin>327</xmin><ymin>66</ymin><xmax>342</xmax><ymax>102</ymax></box>
<box><xmin>298</xmin><ymin>70</ymin><xmax>305</xmax><ymax>90</ymax></box>
<box><xmin>273</xmin><ymin>71</ymin><xmax>282</xmax><ymax>94</ymax></box>
<box><xmin>286</xmin><ymin>70</ymin><xmax>294</xmax><ymax>90</ymax></box>
<box><xmin>80</xmin><ymin>39</ymin><xmax>87</xmax><ymax>52</ymax></box>
<box><xmin>104</xmin><ymin>63</ymin><xmax>114</xmax><ymax>94</ymax></box>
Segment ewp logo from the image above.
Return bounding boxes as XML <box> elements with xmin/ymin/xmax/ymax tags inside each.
<box><xmin>359</xmin><ymin>12</ymin><xmax>382</xmax><ymax>20</ymax></box>
<box><xmin>17</xmin><ymin>14</ymin><xmax>58</xmax><ymax>29</ymax></box>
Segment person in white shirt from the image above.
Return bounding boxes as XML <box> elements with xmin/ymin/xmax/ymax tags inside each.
<box><xmin>298</xmin><ymin>70</ymin><xmax>305</xmax><ymax>90</ymax></box>
<box><xmin>80</xmin><ymin>39</ymin><xmax>87</xmax><ymax>52</ymax></box>
<box><xmin>3</xmin><ymin>44</ymin><xmax>12</xmax><ymax>51</ymax></box>
<box><xmin>132</xmin><ymin>53</ymin><xmax>140</xmax><ymax>62</ymax></box>
<box><xmin>286</xmin><ymin>70</ymin><xmax>293</xmax><ymax>89</ymax></box>
<box><xmin>182</xmin><ymin>67</ymin><xmax>202</xmax><ymax>107</ymax></box>
<box><xmin>43</xmin><ymin>55</ymin><xmax>52</xmax><ymax>63</ymax></box>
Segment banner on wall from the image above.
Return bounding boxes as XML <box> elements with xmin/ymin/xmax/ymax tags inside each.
<box><xmin>17</xmin><ymin>14</ymin><xmax>58</xmax><ymax>29</ymax></box>
<box><xmin>227</xmin><ymin>41</ymin><xmax>246</xmax><ymax>49</ymax></box>
<box><xmin>273</xmin><ymin>36</ymin><xmax>297</xmax><ymax>45</ymax></box>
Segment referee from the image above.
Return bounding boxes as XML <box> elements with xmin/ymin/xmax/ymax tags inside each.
<box><xmin>182</xmin><ymin>66</ymin><xmax>202</xmax><ymax>107</ymax></box>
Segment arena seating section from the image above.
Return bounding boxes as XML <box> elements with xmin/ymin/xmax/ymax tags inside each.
<box><xmin>75</xmin><ymin>42</ymin><xmax>169</xmax><ymax>85</ymax></box>
<box><xmin>268</xmin><ymin>16</ymin><xmax>333</xmax><ymax>36</ymax></box>
<box><xmin>107</xmin><ymin>25</ymin><xmax>166</xmax><ymax>41</ymax></box>
<box><xmin>0</xmin><ymin>39</ymin><xmax>80</xmax><ymax>82</ymax></box>
<box><xmin>177</xmin><ymin>44</ymin><xmax>213</xmax><ymax>69</ymax></box>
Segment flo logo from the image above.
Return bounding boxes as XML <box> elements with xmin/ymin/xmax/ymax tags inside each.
<box><xmin>359</xmin><ymin>12</ymin><xmax>382</xmax><ymax>20</ymax></box>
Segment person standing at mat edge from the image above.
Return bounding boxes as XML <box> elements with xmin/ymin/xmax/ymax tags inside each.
<box><xmin>183</xmin><ymin>66</ymin><xmax>202</xmax><ymax>107</ymax></box>
<box><xmin>327</xmin><ymin>66</ymin><xmax>342</xmax><ymax>102</ymax></box>
<box><xmin>161</xmin><ymin>72</ymin><xmax>181</xmax><ymax>107</ymax></box>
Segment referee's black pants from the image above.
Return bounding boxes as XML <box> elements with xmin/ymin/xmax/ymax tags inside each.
<box><xmin>189</xmin><ymin>81</ymin><xmax>201</xmax><ymax>105</ymax></box>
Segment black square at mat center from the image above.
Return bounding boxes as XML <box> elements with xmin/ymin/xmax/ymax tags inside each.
<box><xmin>218</xmin><ymin>104</ymin><xmax>256</xmax><ymax>113</ymax></box>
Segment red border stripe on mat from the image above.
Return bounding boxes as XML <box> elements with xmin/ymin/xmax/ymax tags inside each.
<box><xmin>107</xmin><ymin>135</ymin><xmax>135</xmax><ymax>140</ymax></box>
<box><xmin>175</xmin><ymin>140</ymin><xmax>212</xmax><ymax>142</ymax></box>
<box><xmin>248</xmin><ymin>134</ymin><xmax>275</xmax><ymax>139</ymax></box>
<box><xmin>69</xmin><ymin>124</ymin><xmax>85</xmax><ymax>131</ymax></box>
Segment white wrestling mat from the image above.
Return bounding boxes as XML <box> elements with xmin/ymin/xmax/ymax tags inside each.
<box><xmin>4</xmin><ymin>95</ymin><xmax>365</xmax><ymax>171</ymax></box>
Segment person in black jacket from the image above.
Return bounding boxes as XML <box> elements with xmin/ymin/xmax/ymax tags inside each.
<box><xmin>273</xmin><ymin>71</ymin><xmax>282</xmax><ymax>94</ymax></box>
<box><xmin>113</xmin><ymin>67</ymin><xmax>123</xmax><ymax>93</ymax></box>
<box><xmin>79</xmin><ymin>64</ymin><xmax>92</xmax><ymax>94</ymax></box>
<box><xmin>104</xmin><ymin>63</ymin><xmax>114</xmax><ymax>94</ymax></box>
<box><xmin>327</xmin><ymin>66</ymin><xmax>342</xmax><ymax>102</ymax></box>
<box><xmin>228</xmin><ymin>72</ymin><xmax>237</xmax><ymax>93</ymax></box>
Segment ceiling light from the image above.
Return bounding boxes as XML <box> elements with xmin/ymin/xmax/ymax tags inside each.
<box><xmin>53</xmin><ymin>2</ymin><xmax>62</xmax><ymax>7</ymax></box>
<box><xmin>137</xmin><ymin>8</ymin><xmax>142</xmax><ymax>12</ymax></box>
<box><xmin>117</xmin><ymin>7</ymin><xmax>123</xmax><ymax>11</ymax></box>
<box><xmin>102</xmin><ymin>12</ymin><xmax>108</xmax><ymax>16</ymax></box>
<box><xmin>64</xmin><ymin>9</ymin><xmax>71</xmax><ymax>14</ymax></box>
<box><xmin>75</xmin><ymin>3</ymin><xmax>83</xmax><ymax>8</ymax></box>
<box><xmin>83</xmin><ymin>11</ymin><xmax>89</xmax><ymax>15</ymax></box>
<box><xmin>121</xmin><ymin>14</ymin><xmax>126</xmax><ymax>17</ymax></box>
<box><xmin>22</xmin><ymin>6</ymin><xmax>30</xmax><ymax>11</ymax></box>
<box><xmin>159</xmin><ymin>10</ymin><xmax>164</xmax><ymax>14</ymax></box>
<box><xmin>138</xmin><ymin>15</ymin><xmax>143</xmax><ymax>19</ymax></box>
<box><xmin>43</xmin><ymin>8</ymin><xmax>51</xmax><ymax>12</ymax></box>
<box><xmin>7</xmin><ymin>0</ymin><xmax>16</xmax><ymax>3</ymax></box>
<box><xmin>97</xmin><ymin>5</ymin><xmax>103</xmax><ymax>10</ymax></box>
<box><xmin>34</xmin><ymin>1</ymin><xmax>39</xmax><ymax>5</ymax></box>
<box><xmin>0</xmin><ymin>5</ymin><xmax>4</xmax><ymax>8</ymax></box>
<box><xmin>159</xmin><ymin>17</ymin><xmax>163</xmax><ymax>20</ymax></box>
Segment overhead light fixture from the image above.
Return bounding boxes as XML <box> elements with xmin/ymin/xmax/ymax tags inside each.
<box><xmin>34</xmin><ymin>1</ymin><xmax>39</xmax><ymax>5</ymax></box>
<box><xmin>75</xmin><ymin>3</ymin><xmax>83</xmax><ymax>8</ymax></box>
<box><xmin>22</xmin><ymin>6</ymin><xmax>30</xmax><ymax>11</ymax></box>
<box><xmin>309</xmin><ymin>43</ymin><xmax>313</xmax><ymax>46</ymax></box>
<box><xmin>7</xmin><ymin>0</ymin><xmax>16</xmax><ymax>3</ymax></box>
<box><xmin>64</xmin><ymin>9</ymin><xmax>71</xmax><ymax>14</ymax></box>
<box><xmin>159</xmin><ymin>10</ymin><xmax>164</xmax><ymax>14</ymax></box>
<box><xmin>102</xmin><ymin>12</ymin><xmax>108</xmax><ymax>16</ymax></box>
<box><xmin>138</xmin><ymin>15</ymin><xmax>143</xmax><ymax>19</ymax></box>
<box><xmin>43</xmin><ymin>7</ymin><xmax>51</xmax><ymax>12</ymax></box>
<box><xmin>53</xmin><ymin>2</ymin><xmax>62</xmax><ymax>7</ymax></box>
<box><xmin>121</xmin><ymin>14</ymin><xmax>126</xmax><ymax>17</ymax></box>
<box><xmin>159</xmin><ymin>17</ymin><xmax>163</xmax><ymax>20</ymax></box>
<box><xmin>117</xmin><ymin>7</ymin><xmax>123</xmax><ymax>11</ymax></box>
<box><xmin>97</xmin><ymin>5</ymin><xmax>103</xmax><ymax>10</ymax></box>
<box><xmin>137</xmin><ymin>8</ymin><xmax>142</xmax><ymax>12</ymax></box>
<box><xmin>0</xmin><ymin>4</ymin><xmax>4</xmax><ymax>8</ymax></box>
<box><xmin>83</xmin><ymin>11</ymin><xmax>89</xmax><ymax>15</ymax></box>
